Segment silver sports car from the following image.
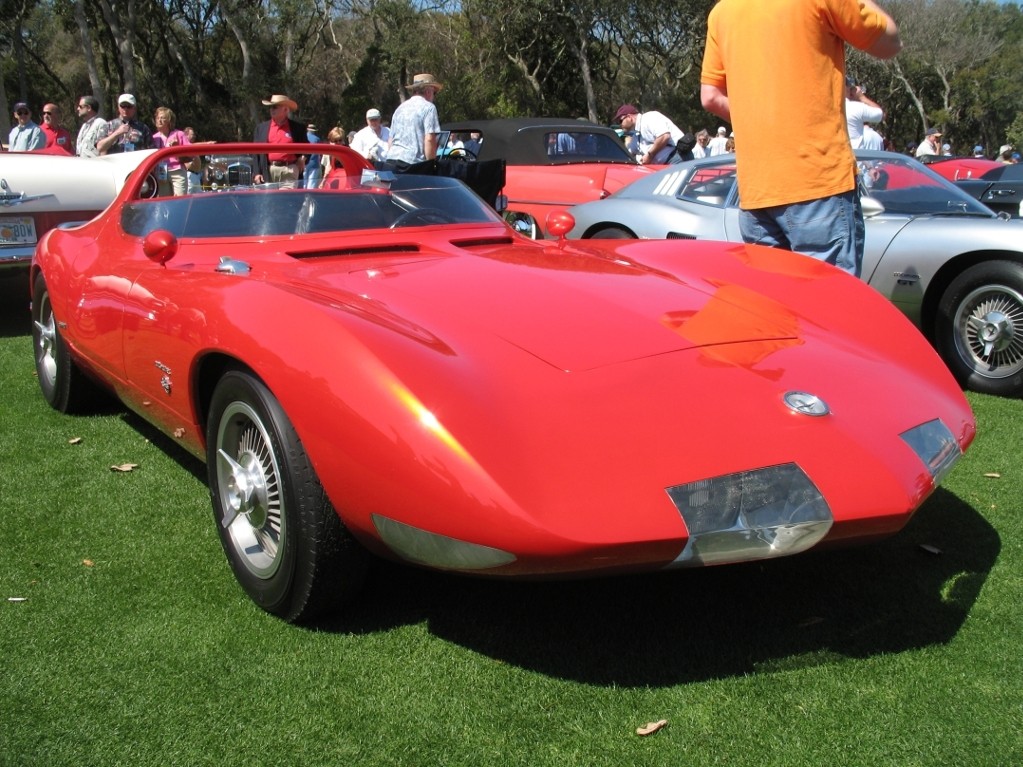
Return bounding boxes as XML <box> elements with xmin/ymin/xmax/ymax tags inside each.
<box><xmin>567</xmin><ymin>150</ymin><xmax>1023</xmax><ymax>398</ymax></box>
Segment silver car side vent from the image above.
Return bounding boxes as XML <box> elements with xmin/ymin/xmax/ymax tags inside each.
<box><xmin>666</xmin><ymin>232</ymin><xmax>696</xmax><ymax>240</ymax></box>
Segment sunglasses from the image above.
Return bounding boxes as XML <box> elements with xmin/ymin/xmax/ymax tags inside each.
<box><xmin>119</xmin><ymin>103</ymin><xmax>135</xmax><ymax>108</ymax></box>
<box><xmin>15</xmin><ymin>110</ymin><xmax>29</xmax><ymax>116</ymax></box>
<box><xmin>43</xmin><ymin>111</ymin><xmax>54</xmax><ymax>116</ymax></box>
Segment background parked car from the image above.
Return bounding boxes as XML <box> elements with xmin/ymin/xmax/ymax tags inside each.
<box><xmin>566</xmin><ymin>150</ymin><xmax>1023</xmax><ymax>398</ymax></box>
<box><xmin>1</xmin><ymin>150</ymin><xmax>155</xmax><ymax>269</ymax></box>
<box><xmin>441</xmin><ymin>118</ymin><xmax>656</xmax><ymax>238</ymax></box>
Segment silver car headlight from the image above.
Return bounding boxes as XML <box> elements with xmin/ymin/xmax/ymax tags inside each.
<box><xmin>666</xmin><ymin>463</ymin><xmax>832</xmax><ymax>566</ymax></box>
<box><xmin>372</xmin><ymin>515</ymin><xmax>517</xmax><ymax>571</ymax></box>
<box><xmin>900</xmin><ymin>418</ymin><xmax>961</xmax><ymax>485</ymax></box>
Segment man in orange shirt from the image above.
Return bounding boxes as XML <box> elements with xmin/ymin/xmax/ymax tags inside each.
<box><xmin>700</xmin><ymin>0</ymin><xmax>901</xmax><ymax>276</ymax></box>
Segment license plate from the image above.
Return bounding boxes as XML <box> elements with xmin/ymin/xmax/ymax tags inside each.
<box><xmin>0</xmin><ymin>216</ymin><xmax>37</xmax><ymax>245</ymax></box>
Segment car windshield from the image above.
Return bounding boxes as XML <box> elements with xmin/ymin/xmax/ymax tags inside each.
<box><xmin>121</xmin><ymin>151</ymin><xmax>504</xmax><ymax>239</ymax></box>
<box><xmin>664</xmin><ymin>153</ymin><xmax>995</xmax><ymax>217</ymax></box>
<box><xmin>857</xmin><ymin>154</ymin><xmax>995</xmax><ymax>216</ymax></box>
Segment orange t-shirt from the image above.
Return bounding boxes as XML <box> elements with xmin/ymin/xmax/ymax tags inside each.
<box><xmin>701</xmin><ymin>0</ymin><xmax>888</xmax><ymax>210</ymax></box>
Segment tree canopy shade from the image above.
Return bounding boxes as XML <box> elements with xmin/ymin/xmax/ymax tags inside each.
<box><xmin>3</xmin><ymin>0</ymin><xmax>1023</xmax><ymax>156</ymax></box>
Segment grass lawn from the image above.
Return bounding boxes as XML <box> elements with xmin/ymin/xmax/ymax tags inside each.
<box><xmin>0</xmin><ymin>272</ymin><xmax>1020</xmax><ymax>766</ymax></box>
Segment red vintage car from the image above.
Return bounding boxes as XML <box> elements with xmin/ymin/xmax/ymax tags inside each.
<box><xmin>442</xmin><ymin>118</ymin><xmax>657</xmax><ymax>238</ymax></box>
<box><xmin>31</xmin><ymin>143</ymin><xmax>975</xmax><ymax>622</ymax></box>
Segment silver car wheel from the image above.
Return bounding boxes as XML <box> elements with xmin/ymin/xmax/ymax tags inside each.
<box><xmin>33</xmin><ymin>292</ymin><xmax>58</xmax><ymax>391</ymax></box>
<box><xmin>215</xmin><ymin>400</ymin><xmax>286</xmax><ymax>580</ymax></box>
<box><xmin>953</xmin><ymin>283</ymin><xmax>1023</xmax><ymax>380</ymax></box>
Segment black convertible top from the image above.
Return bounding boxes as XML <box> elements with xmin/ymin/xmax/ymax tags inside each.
<box><xmin>442</xmin><ymin>118</ymin><xmax>637</xmax><ymax>166</ymax></box>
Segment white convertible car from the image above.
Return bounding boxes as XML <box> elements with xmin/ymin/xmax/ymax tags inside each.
<box><xmin>1</xmin><ymin>150</ymin><xmax>154</xmax><ymax>267</ymax></box>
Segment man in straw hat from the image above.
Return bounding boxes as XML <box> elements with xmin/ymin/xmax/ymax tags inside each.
<box><xmin>253</xmin><ymin>94</ymin><xmax>309</xmax><ymax>187</ymax></box>
<box><xmin>383</xmin><ymin>73</ymin><xmax>443</xmax><ymax>171</ymax></box>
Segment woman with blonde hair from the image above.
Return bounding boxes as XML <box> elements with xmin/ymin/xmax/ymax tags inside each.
<box><xmin>152</xmin><ymin>107</ymin><xmax>192</xmax><ymax>195</ymax></box>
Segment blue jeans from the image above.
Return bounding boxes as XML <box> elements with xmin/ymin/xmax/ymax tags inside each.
<box><xmin>738</xmin><ymin>190</ymin><xmax>864</xmax><ymax>277</ymax></box>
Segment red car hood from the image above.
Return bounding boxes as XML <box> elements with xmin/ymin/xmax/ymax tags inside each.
<box><xmin>279</xmin><ymin>237</ymin><xmax>809</xmax><ymax>373</ymax></box>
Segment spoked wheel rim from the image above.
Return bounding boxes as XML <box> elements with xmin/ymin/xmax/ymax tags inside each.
<box><xmin>953</xmin><ymin>283</ymin><xmax>1023</xmax><ymax>380</ymax></box>
<box><xmin>215</xmin><ymin>401</ymin><xmax>286</xmax><ymax>580</ymax></box>
<box><xmin>33</xmin><ymin>292</ymin><xmax>58</xmax><ymax>390</ymax></box>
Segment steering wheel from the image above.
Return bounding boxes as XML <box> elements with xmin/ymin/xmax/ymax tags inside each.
<box><xmin>390</xmin><ymin>208</ymin><xmax>458</xmax><ymax>228</ymax></box>
<box><xmin>446</xmin><ymin>147</ymin><xmax>478</xmax><ymax>162</ymax></box>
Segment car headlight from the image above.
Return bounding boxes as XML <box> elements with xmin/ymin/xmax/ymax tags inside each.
<box><xmin>666</xmin><ymin>463</ymin><xmax>832</xmax><ymax>566</ymax></box>
<box><xmin>372</xmin><ymin>515</ymin><xmax>517</xmax><ymax>570</ymax></box>
<box><xmin>900</xmin><ymin>418</ymin><xmax>961</xmax><ymax>485</ymax></box>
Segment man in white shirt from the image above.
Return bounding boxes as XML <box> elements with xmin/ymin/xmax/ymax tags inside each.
<box><xmin>350</xmin><ymin>108</ymin><xmax>390</xmax><ymax>165</ymax></box>
<box><xmin>845</xmin><ymin>77</ymin><xmax>884</xmax><ymax>149</ymax></box>
<box><xmin>612</xmin><ymin>104</ymin><xmax>690</xmax><ymax>164</ymax></box>
<box><xmin>708</xmin><ymin>126</ymin><xmax>729</xmax><ymax>156</ymax></box>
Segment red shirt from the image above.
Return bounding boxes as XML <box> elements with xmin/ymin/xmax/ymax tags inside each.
<box><xmin>41</xmin><ymin>123</ymin><xmax>73</xmax><ymax>155</ymax></box>
<box><xmin>267</xmin><ymin>120</ymin><xmax>297</xmax><ymax>162</ymax></box>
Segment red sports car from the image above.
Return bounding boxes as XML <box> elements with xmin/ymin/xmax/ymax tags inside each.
<box><xmin>442</xmin><ymin>118</ymin><xmax>657</xmax><ymax>238</ymax></box>
<box><xmin>31</xmin><ymin>143</ymin><xmax>976</xmax><ymax>622</ymax></box>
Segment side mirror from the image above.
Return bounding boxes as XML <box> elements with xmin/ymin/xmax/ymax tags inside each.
<box><xmin>142</xmin><ymin>229</ymin><xmax>178</xmax><ymax>265</ymax></box>
<box><xmin>545</xmin><ymin>210</ymin><xmax>576</xmax><ymax>240</ymax></box>
<box><xmin>861</xmin><ymin>195</ymin><xmax>885</xmax><ymax>218</ymax></box>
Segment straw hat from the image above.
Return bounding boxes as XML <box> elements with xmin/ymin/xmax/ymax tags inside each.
<box><xmin>261</xmin><ymin>94</ymin><xmax>299</xmax><ymax>111</ymax></box>
<box><xmin>407</xmin><ymin>73</ymin><xmax>443</xmax><ymax>92</ymax></box>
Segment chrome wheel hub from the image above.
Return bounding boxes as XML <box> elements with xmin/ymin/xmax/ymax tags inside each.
<box><xmin>956</xmin><ymin>285</ymin><xmax>1023</xmax><ymax>377</ymax></box>
<box><xmin>34</xmin><ymin>302</ymin><xmax>57</xmax><ymax>387</ymax></box>
<box><xmin>215</xmin><ymin>402</ymin><xmax>285</xmax><ymax>579</ymax></box>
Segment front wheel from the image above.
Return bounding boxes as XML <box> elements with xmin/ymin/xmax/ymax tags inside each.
<box><xmin>935</xmin><ymin>260</ymin><xmax>1023</xmax><ymax>397</ymax></box>
<box><xmin>32</xmin><ymin>272</ymin><xmax>98</xmax><ymax>413</ymax></box>
<box><xmin>207</xmin><ymin>370</ymin><xmax>368</xmax><ymax>622</ymax></box>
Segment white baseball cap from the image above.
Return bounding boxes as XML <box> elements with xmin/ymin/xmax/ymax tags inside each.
<box><xmin>366</xmin><ymin>108</ymin><xmax>382</xmax><ymax>120</ymax></box>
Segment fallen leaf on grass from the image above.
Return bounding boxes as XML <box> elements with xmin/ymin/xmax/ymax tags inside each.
<box><xmin>110</xmin><ymin>463</ymin><xmax>139</xmax><ymax>472</ymax></box>
<box><xmin>68</xmin><ymin>437</ymin><xmax>83</xmax><ymax>445</ymax></box>
<box><xmin>7</xmin><ymin>597</ymin><xmax>28</xmax><ymax>603</ymax></box>
<box><xmin>82</xmin><ymin>559</ymin><xmax>95</xmax><ymax>567</ymax></box>
<box><xmin>983</xmin><ymin>472</ymin><xmax>1001</xmax><ymax>479</ymax></box>
<box><xmin>636</xmin><ymin>719</ymin><xmax>668</xmax><ymax>736</ymax></box>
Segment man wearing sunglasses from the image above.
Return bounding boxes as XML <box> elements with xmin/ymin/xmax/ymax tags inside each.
<box><xmin>8</xmin><ymin>102</ymin><xmax>45</xmax><ymax>152</ymax></box>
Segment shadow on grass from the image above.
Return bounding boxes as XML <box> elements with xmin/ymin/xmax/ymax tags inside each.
<box><xmin>0</xmin><ymin>270</ymin><xmax>32</xmax><ymax>338</ymax></box>
<box><xmin>326</xmin><ymin>487</ymin><xmax>997</xmax><ymax>687</ymax></box>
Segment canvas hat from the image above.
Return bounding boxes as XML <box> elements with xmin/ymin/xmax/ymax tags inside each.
<box><xmin>614</xmin><ymin>104</ymin><xmax>639</xmax><ymax>124</ymax></box>
<box><xmin>407</xmin><ymin>73</ymin><xmax>443</xmax><ymax>91</ymax></box>
<box><xmin>973</xmin><ymin>145</ymin><xmax>984</xmax><ymax>154</ymax></box>
<box><xmin>118</xmin><ymin>93</ymin><xmax>137</xmax><ymax>106</ymax></box>
<box><xmin>925</xmin><ymin>127</ymin><xmax>941</xmax><ymax>137</ymax></box>
<box><xmin>262</xmin><ymin>94</ymin><xmax>299</xmax><ymax>111</ymax></box>
<box><xmin>366</xmin><ymin>108</ymin><xmax>382</xmax><ymax>120</ymax></box>
<box><xmin>1000</xmin><ymin>144</ymin><xmax>1014</xmax><ymax>155</ymax></box>
<box><xmin>717</xmin><ymin>126</ymin><xmax>727</xmax><ymax>135</ymax></box>
<box><xmin>306</xmin><ymin>124</ymin><xmax>318</xmax><ymax>132</ymax></box>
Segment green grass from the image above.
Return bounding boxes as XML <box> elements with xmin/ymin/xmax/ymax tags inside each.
<box><xmin>1</xmin><ymin>273</ymin><xmax>1021</xmax><ymax>766</ymax></box>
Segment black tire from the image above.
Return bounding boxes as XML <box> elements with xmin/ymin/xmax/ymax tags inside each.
<box><xmin>206</xmin><ymin>370</ymin><xmax>368</xmax><ymax>622</ymax></box>
<box><xmin>31</xmin><ymin>272</ymin><xmax>98</xmax><ymax>413</ymax></box>
<box><xmin>935</xmin><ymin>260</ymin><xmax>1023</xmax><ymax>397</ymax></box>
<box><xmin>589</xmin><ymin>226</ymin><xmax>635</xmax><ymax>239</ymax></box>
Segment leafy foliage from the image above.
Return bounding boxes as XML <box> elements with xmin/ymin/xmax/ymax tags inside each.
<box><xmin>3</xmin><ymin>0</ymin><xmax>1023</xmax><ymax>154</ymax></box>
